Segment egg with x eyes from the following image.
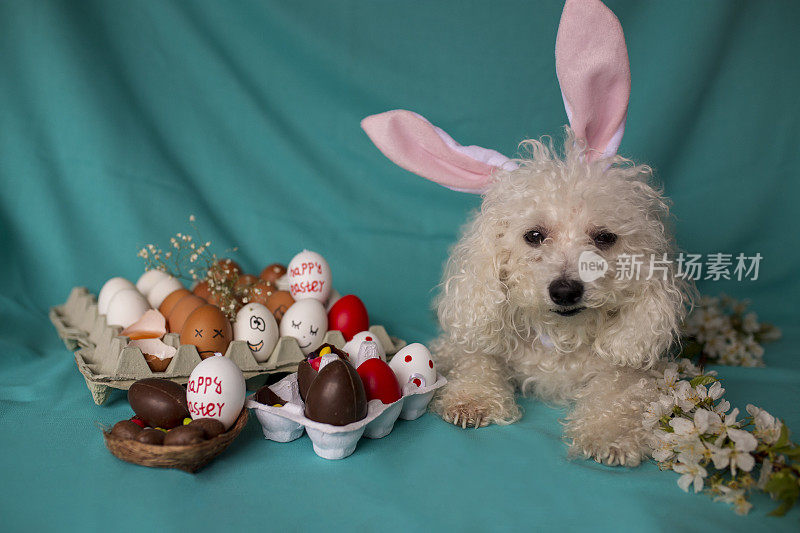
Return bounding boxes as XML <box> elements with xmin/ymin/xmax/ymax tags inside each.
<box><xmin>233</xmin><ymin>303</ymin><xmax>279</xmax><ymax>362</ymax></box>
<box><xmin>180</xmin><ymin>305</ymin><xmax>232</xmax><ymax>359</ymax></box>
<box><xmin>279</xmin><ymin>299</ymin><xmax>328</xmax><ymax>355</ymax></box>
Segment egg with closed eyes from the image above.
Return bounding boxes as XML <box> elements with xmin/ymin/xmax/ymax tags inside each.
<box><xmin>233</xmin><ymin>303</ymin><xmax>279</xmax><ymax>362</ymax></box>
<box><xmin>279</xmin><ymin>299</ymin><xmax>328</xmax><ymax>355</ymax></box>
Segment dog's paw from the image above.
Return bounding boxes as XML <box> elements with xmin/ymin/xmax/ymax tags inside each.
<box><xmin>578</xmin><ymin>442</ymin><xmax>645</xmax><ymax>467</ymax></box>
<box><xmin>431</xmin><ymin>383</ymin><xmax>521</xmax><ymax>429</ymax></box>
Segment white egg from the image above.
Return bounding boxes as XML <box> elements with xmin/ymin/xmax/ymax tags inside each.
<box><xmin>233</xmin><ymin>303</ymin><xmax>279</xmax><ymax>363</ymax></box>
<box><xmin>146</xmin><ymin>275</ymin><xmax>184</xmax><ymax>308</ymax></box>
<box><xmin>135</xmin><ymin>269</ymin><xmax>171</xmax><ymax>297</ymax></box>
<box><xmin>279</xmin><ymin>299</ymin><xmax>328</xmax><ymax>355</ymax></box>
<box><xmin>389</xmin><ymin>343</ymin><xmax>437</xmax><ymax>389</ymax></box>
<box><xmin>343</xmin><ymin>330</ymin><xmax>386</xmax><ymax>361</ymax></box>
<box><xmin>286</xmin><ymin>250</ymin><xmax>332</xmax><ymax>302</ymax></box>
<box><xmin>186</xmin><ymin>355</ymin><xmax>246</xmax><ymax>430</ymax></box>
<box><xmin>326</xmin><ymin>288</ymin><xmax>342</xmax><ymax>311</ymax></box>
<box><xmin>106</xmin><ymin>288</ymin><xmax>150</xmax><ymax>328</ymax></box>
<box><xmin>97</xmin><ymin>277</ymin><xmax>136</xmax><ymax>315</ymax></box>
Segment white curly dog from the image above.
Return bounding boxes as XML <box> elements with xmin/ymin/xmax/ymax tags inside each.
<box><xmin>363</xmin><ymin>0</ymin><xmax>688</xmax><ymax>466</ymax></box>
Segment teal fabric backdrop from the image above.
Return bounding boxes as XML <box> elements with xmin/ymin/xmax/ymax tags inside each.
<box><xmin>1</xmin><ymin>0</ymin><xmax>798</xmax><ymax>530</ymax></box>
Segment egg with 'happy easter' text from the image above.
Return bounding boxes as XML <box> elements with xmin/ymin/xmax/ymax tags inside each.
<box><xmin>97</xmin><ymin>277</ymin><xmax>136</xmax><ymax>315</ymax></box>
<box><xmin>186</xmin><ymin>355</ymin><xmax>246</xmax><ymax>430</ymax></box>
<box><xmin>287</xmin><ymin>250</ymin><xmax>332</xmax><ymax>303</ymax></box>
<box><xmin>279</xmin><ymin>299</ymin><xmax>328</xmax><ymax>355</ymax></box>
<box><xmin>389</xmin><ymin>343</ymin><xmax>437</xmax><ymax>389</ymax></box>
<box><xmin>233</xmin><ymin>303</ymin><xmax>279</xmax><ymax>362</ymax></box>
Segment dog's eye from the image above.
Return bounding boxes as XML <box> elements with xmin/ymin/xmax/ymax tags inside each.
<box><xmin>523</xmin><ymin>228</ymin><xmax>546</xmax><ymax>247</ymax></box>
<box><xmin>593</xmin><ymin>231</ymin><xmax>618</xmax><ymax>250</ymax></box>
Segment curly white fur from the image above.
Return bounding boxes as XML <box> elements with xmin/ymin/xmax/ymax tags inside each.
<box><xmin>430</xmin><ymin>130</ymin><xmax>690</xmax><ymax>466</ymax></box>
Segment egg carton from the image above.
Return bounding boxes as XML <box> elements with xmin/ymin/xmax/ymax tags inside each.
<box><xmin>247</xmin><ymin>371</ymin><xmax>446</xmax><ymax>460</ymax></box>
<box><xmin>50</xmin><ymin>286</ymin><xmax>407</xmax><ymax>405</ymax></box>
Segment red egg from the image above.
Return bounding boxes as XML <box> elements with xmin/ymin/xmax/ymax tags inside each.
<box><xmin>327</xmin><ymin>295</ymin><xmax>369</xmax><ymax>341</ymax></box>
<box><xmin>357</xmin><ymin>357</ymin><xmax>402</xmax><ymax>404</ymax></box>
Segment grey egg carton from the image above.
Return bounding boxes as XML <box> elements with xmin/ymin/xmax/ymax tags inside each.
<box><xmin>50</xmin><ymin>287</ymin><xmax>407</xmax><ymax>405</ymax></box>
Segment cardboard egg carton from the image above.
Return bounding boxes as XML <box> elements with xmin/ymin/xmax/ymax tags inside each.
<box><xmin>50</xmin><ymin>286</ymin><xmax>407</xmax><ymax>405</ymax></box>
<box><xmin>247</xmin><ymin>371</ymin><xmax>447</xmax><ymax>460</ymax></box>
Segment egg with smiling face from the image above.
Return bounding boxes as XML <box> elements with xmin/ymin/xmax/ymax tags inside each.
<box><xmin>233</xmin><ymin>303</ymin><xmax>279</xmax><ymax>363</ymax></box>
<box><xmin>279</xmin><ymin>299</ymin><xmax>328</xmax><ymax>355</ymax></box>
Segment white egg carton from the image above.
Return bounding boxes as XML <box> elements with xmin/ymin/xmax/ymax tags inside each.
<box><xmin>50</xmin><ymin>286</ymin><xmax>407</xmax><ymax>405</ymax></box>
<box><xmin>247</xmin><ymin>371</ymin><xmax>446</xmax><ymax>460</ymax></box>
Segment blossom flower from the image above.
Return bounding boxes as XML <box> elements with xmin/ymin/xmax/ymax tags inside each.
<box><xmin>713</xmin><ymin>486</ymin><xmax>753</xmax><ymax>516</ymax></box>
<box><xmin>746</xmin><ymin>404</ymin><xmax>782</xmax><ymax>445</ymax></box>
<box><xmin>674</xmin><ymin>461</ymin><xmax>708</xmax><ymax>493</ymax></box>
<box><xmin>709</xmin><ymin>429</ymin><xmax>757</xmax><ymax>476</ymax></box>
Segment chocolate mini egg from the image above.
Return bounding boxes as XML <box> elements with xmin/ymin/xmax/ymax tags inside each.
<box><xmin>287</xmin><ymin>250</ymin><xmax>332</xmax><ymax>303</ymax></box>
<box><xmin>343</xmin><ymin>331</ymin><xmax>386</xmax><ymax>361</ymax></box>
<box><xmin>279</xmin><ymin>299</ymin><xmax>328</xmax><ymax>355</ymax></box>
<box><xmin>147</xmin><ymin>275</ymin><xmax>185</xmax><ymax>308</ymax></box>
<box><xmin>265</xmin><ymin>290</ymin><xmax>294</xmax><ymax>323</ymax></box>
<box><xmin>233</xmin><ymin>303</ymin><xmax>279</xmax><ymax>362</ymax></box>
<box><xmin>180</xmin><ymin>305</ymin><xmax>232</xmax><ymax>359</ymax></box>
<box><xmin>98</xmin><ymin>277</ymin><xmax>136</xmax><ymax>315</ymax></box>
<box><xmin>106</xmin><ymin>288</ymin><xmax>150</xmax><ymax>328</ymax></box>
<box><xmin>389</xmin><ymin>343</ymin><xmax>437</xmax><ymax>389</ymax></box>
<box><xmin>304</xmin><ymin>358</ymin><xmax>367</xmax><ymax>426</ymax></box>
<box><xmin>186</xmin><ymin>355</ymin><xmax>246</xmax><ymax>430</ymax></box>
<box><xmin>136</xmin><ymin>269</ymin><xmax>172</xmax><ymax>298</ymax></box>
<box><xmin>167</xmin><ymin>294</ymin><xmax>206</xmax><ymax>334</ymax></box>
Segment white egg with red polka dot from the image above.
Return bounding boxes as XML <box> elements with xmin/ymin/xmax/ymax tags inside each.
<box><xmin>343</xmin><ymin>331</ymin><xmax>386</xmax><ymax>361</ymax></box>
<box><xmin>389</xmin><ymin>343</ymin><xmax>436</xmax><ymax>389</ymax></box>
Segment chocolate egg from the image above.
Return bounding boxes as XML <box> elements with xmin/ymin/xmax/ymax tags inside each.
<box><xmin>260</xmin><ymin>263</ymin><xmax>287</xmax><ymax>284</ymax></box>
<box><xmin>180</xmin><ymin>305</ymin><xmax>232</xmax><ymax>359</ymax></box>
<box><xmin>188</xmin><ymin>418</ymin><xmax>226</xmax><ymax>439</ymax></box>
<box><xmin>253</xmin><ymin>385</ymin><xmax>286</xmax><ymax>407</ymax></box>
<box><xmin>158</xmin><ymin>288</ymin><xmax>191</xmax><ymax>317</ymax></box>
<box><xmin>163</xmin><ymin>425</ymin><xmax>206</xmax><ymax>446</ymax></box>
<box><xmin>167</xmin><ymin>294</ymin><xmax>206</xmax><ymax>334</ymax></box>
<box><xmin>128</xmin><ymin>378</ymin><xmax>190</xmax><ymax>429</ymax></box>
<box><xmin>111</xmin><ymin>420</ymin><xmax>143</xmax><ymax>440</ymax></box>
<box><xmin>304</xmin><ymin>359</ymin><xmax>367</xmax><ymax>426</ymax></box>
<box><xmin>297</xmin><ymin>360</ymin><xmax>318</xmax><ymax>402</ymax></box>
<box><xmin>136</xmin><ymin>428</ymin><xmax>165</xmax><ymax>445</ymax></box>
<box><xmin>265</xmin><ymin>290</ymin><xmax>295</xmax><ymax>324</ymax></box>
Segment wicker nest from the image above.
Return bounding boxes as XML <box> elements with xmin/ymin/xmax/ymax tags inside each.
<box><xmin>103</xmin><ymin>409</ymin><xmax>248</xmax><ymax>473</ymax></box>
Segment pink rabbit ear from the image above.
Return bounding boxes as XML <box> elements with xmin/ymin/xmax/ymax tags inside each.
<box><xmin>361</xmin><ymin>110</ymin><xmax>516</xmax><ymax>194</ymax></box>
<box><xmin>556</xmin><ymin>0</ymin><xmax>631</xmax><ymax>161</ymax></box>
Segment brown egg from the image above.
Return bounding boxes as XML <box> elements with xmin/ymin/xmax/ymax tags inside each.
<box><xmin>192</xmin><ymin>280</ymin><xmax>212</xmax><ymax>301</ymax></box>
<box><xmin>239</xmin><ymin>279</ymin><xmax>274</xmax><ymax>306</ymax></box>
<box><xmin>167</xmin><ymin>294</ymin><xmax>206</xmax><ymax>333</ymax></box>
<box><xmin>260</xmin><ymin>263</ymin><xmax>287</xmax><ymax>284</ymax></box>
<box><xmin>265</xmin><ymin>290</ymin><xmax>295</xmax><ymax>324</ymax></box>
<box><xmin>209</xmin><ymin>258</ymin><xmax>242</xmax><ymax>283</ymax></box>
<box><xmin>180</xmin><ymin>305</ymin><xmax>232</xmax><ymax>359</ymax></box>
<box><xmin>158</xmin><ymin>289</ymin><xmax>191</xmax><ymax>317</ymax></box>
<box><xmin>235</xmin><ymin>274</ymin><xmax>259</xmax><ymax>288</ymax></box>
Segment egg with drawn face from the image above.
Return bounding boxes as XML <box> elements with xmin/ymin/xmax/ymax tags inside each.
<box><xmin>279</xmin><ymin>299</ymin><xmax>328</xmax><ymax>355</ymax></box>
<box><xmin>233</xmin><ymin>303</ymin><xmax>279</xmax><ymax>363</ymax></box>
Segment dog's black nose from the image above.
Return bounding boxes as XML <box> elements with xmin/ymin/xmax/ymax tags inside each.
<box><xmin>548</xmin><ymin>279</ymin><xmax>584</xmax><ymax>306</ymax></box>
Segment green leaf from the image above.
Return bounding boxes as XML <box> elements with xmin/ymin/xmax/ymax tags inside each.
<box><xmin>774</xmin><ymin>423</ymin><xmax>791</xmax><ymax>449</ymax></box>
<box><xmin>690</xmin><ymin>375</ymin><xmax>718</xmax><ymax>387</ymax></box>
<box><xmin>769</xmin><ymin>499</ymin><xmax>796</xmax><ymax>517</ymax></box>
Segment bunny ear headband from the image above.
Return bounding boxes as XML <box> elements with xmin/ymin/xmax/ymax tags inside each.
<box><xmin>361</xmin><ymin>0</ymin><xmax>631</xmax><ymax>194</ymax></box>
